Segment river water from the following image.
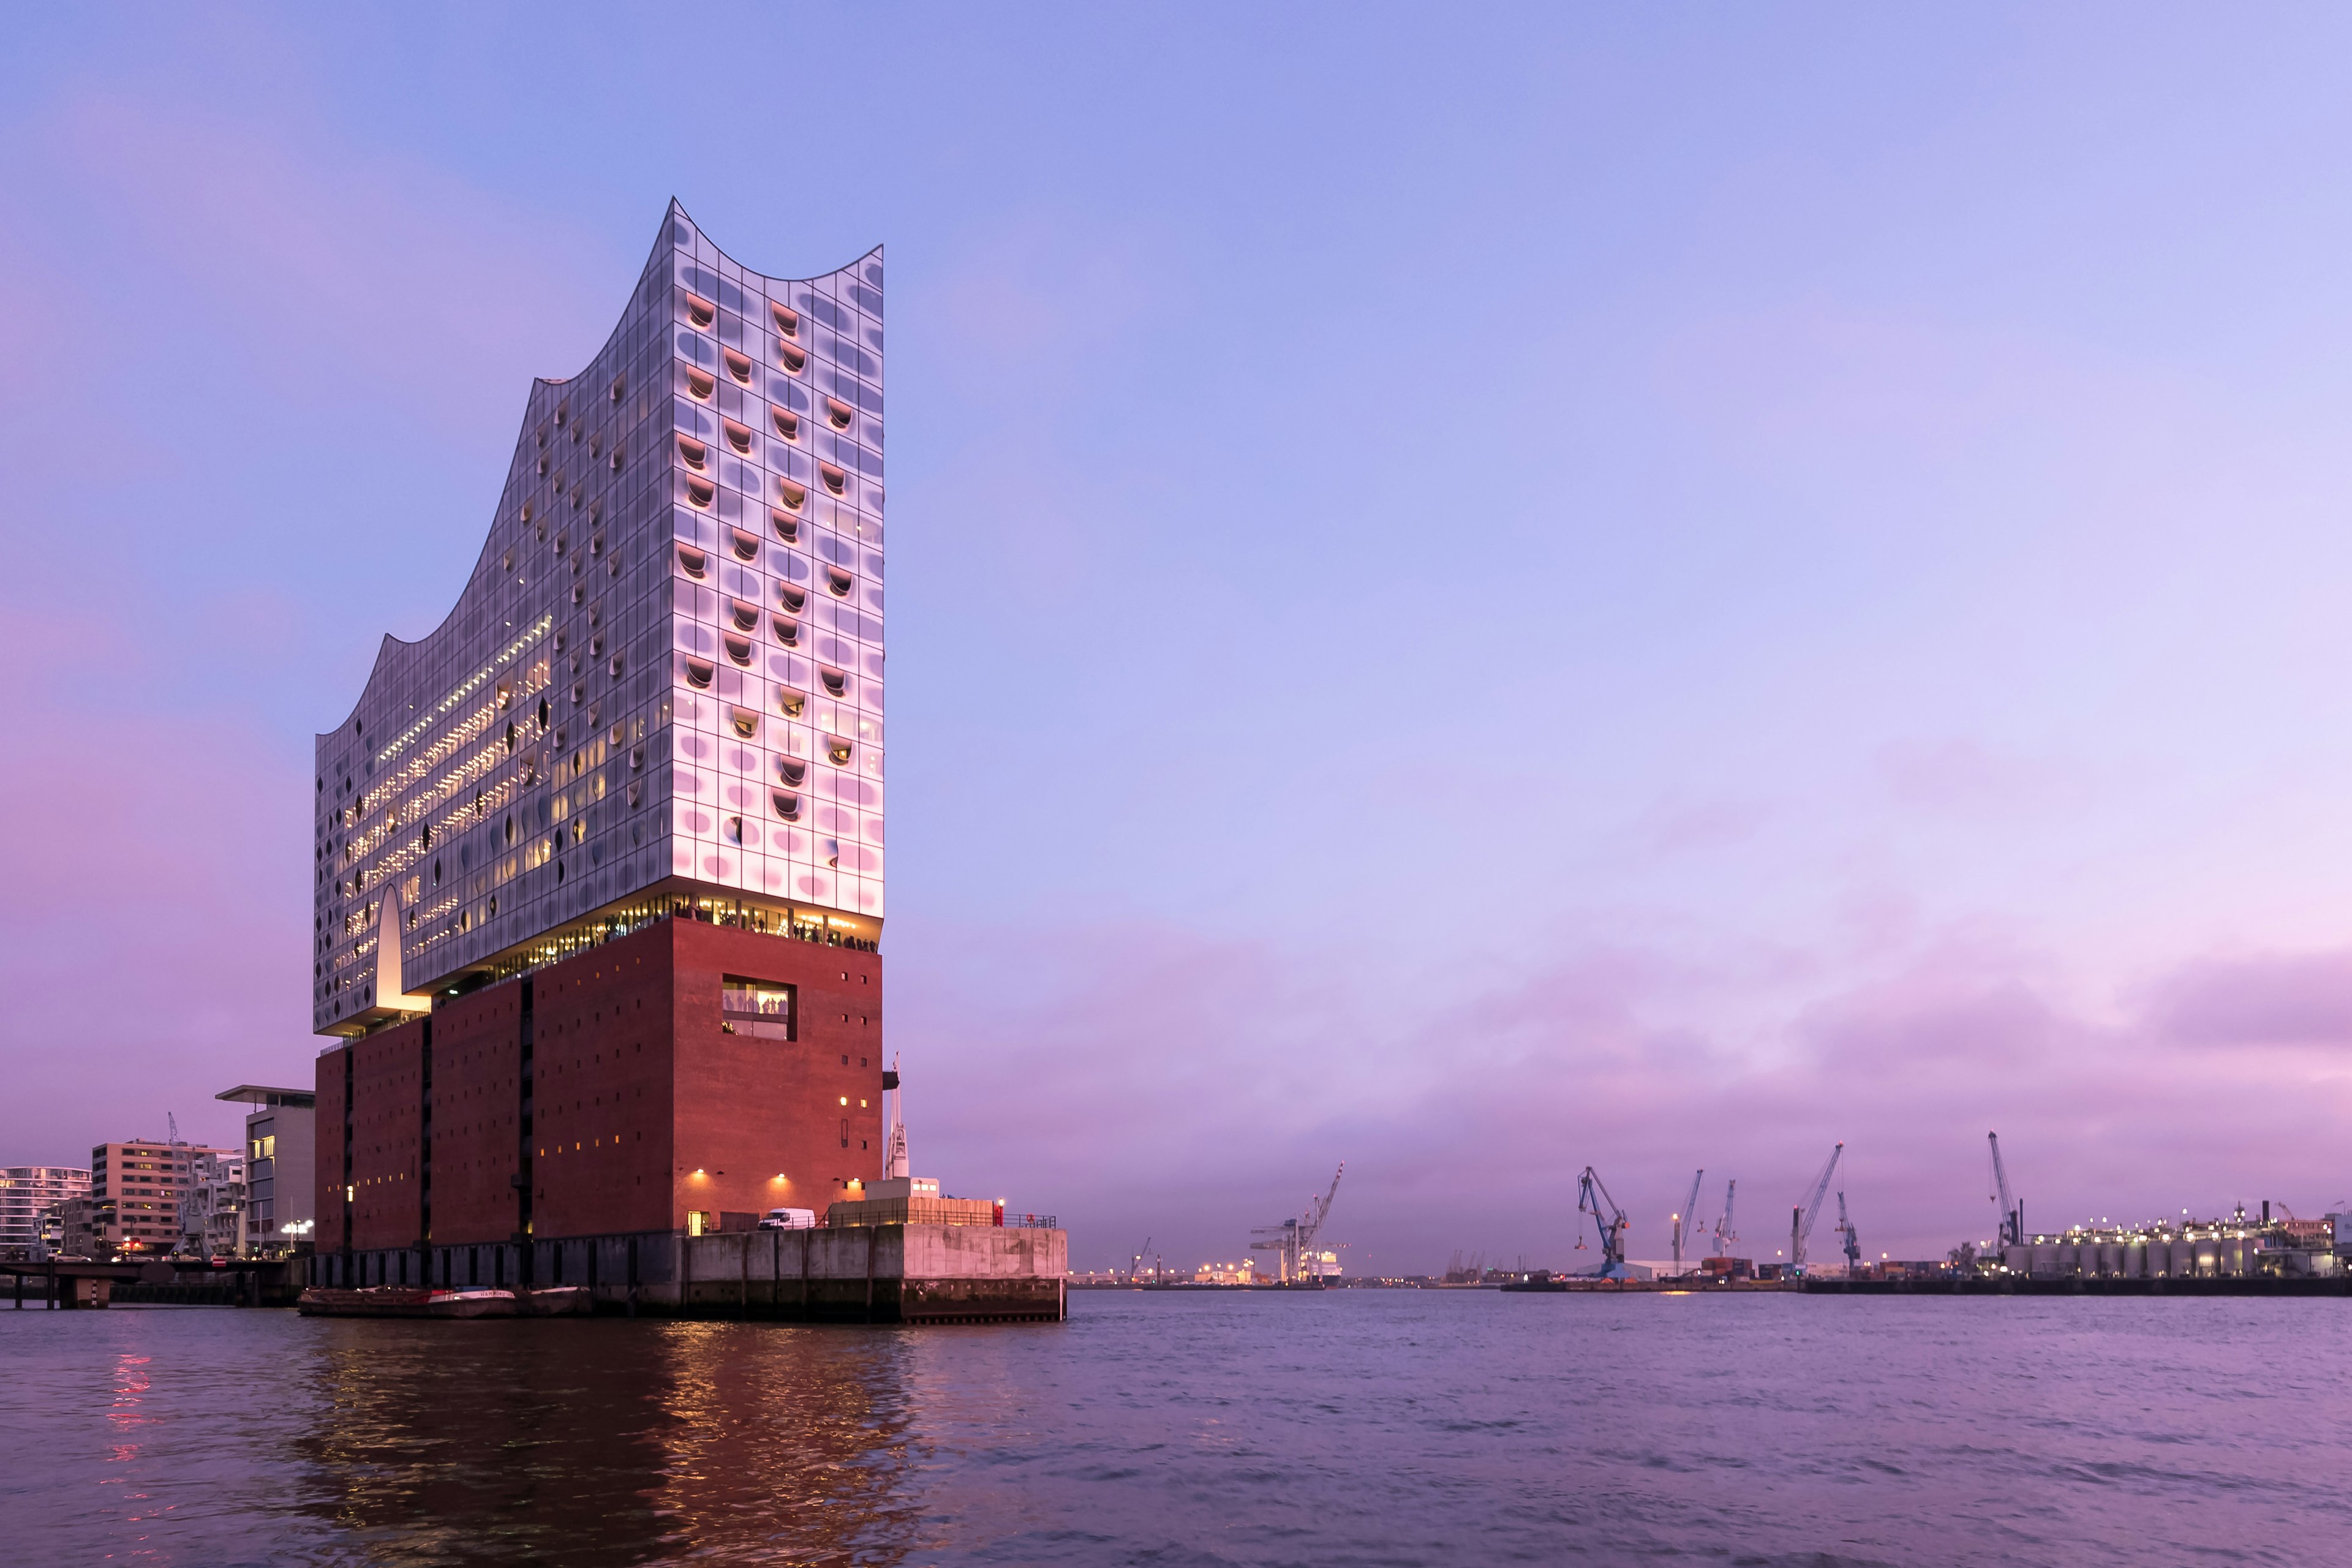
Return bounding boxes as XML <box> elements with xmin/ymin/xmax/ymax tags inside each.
<box><xmin>3</xmin><ymin>1289</ymin><xmax>2345</xmax><ymax>1565</ymax></box>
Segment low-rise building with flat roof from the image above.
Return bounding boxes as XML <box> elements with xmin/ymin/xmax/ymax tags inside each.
<box><xmin>217</xmin><ymin>1086</ymin><xmax>317</xmax><ymax>1255</ymax></box>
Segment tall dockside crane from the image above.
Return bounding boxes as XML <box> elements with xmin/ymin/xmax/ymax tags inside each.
<box><xmin>1251</xmin><ymin>1162</ymin><xmax>1345</xmax><ymax>1284</ymax></box>
<box><xmin>1712</xmin><ymin>1179</ymin><xmax>1739</xmax><ymax>1257</ymax></box>
<box><xmin>1789</xmin><ymin>1142</ymin><xmax>1843</xmax><ymax>1276</ymax></box>
<box><xmin>1128</xmin><ymin>1237</ymin><xmax>1153</xmax><ymax>1283</ymax></box>
<box><xmin>1577</xmin><ymin>1166</ymin><xmax>1632</xmax><ymax>1280</ymax></box>
<box><xmin>1671</xmin><ymin>1168</ymin><xmax>1705</xmax><ymax>1271</ymax></box>
<box><xmin>1988</xmin><ymin>1131</ymin><xmax>2021</xmax><ymax>1250</ymax></box>
<box><xmin>1836</xmin><ymin>1192</ymin><xmax>1861</xmax><ymax>1270</ymax></box>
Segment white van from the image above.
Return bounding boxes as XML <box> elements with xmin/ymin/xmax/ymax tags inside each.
<box><xmin>757</xmin><ymin>1207</ymin><xmax>818</xmax><ymax>1230</ymax></box>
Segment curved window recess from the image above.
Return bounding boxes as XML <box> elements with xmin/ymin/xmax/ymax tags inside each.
<box><xmin>724</xmin><ymin>420</ymin><xmax>753</xmax><ymax>454</ymax></box>
<box><xmin>535</xmin><ymin>519</ymin><xmax>548</xmax><ymax>541</ymax></box>
<box><xmin>629</xmin><ymin>745</ymin><xmax>645</xmax><ymax>771</ymax></box>
<box><xmin>820</xmin><ymin>463</ymin><xmax>847</xmax><ymax>496</ymax></box>
<box><xmin>772</xmin><ymin>790</ymin><xmax>801</xmax><ymax>821</ymax></box>
<box><xmin>777</xmin><ymin>582</ymin><xmax>807</xmax><ymax>612</ymax></box>
<box><xmin>725</xmin><ymin>636</ymin><xmax>754</xmax><ymax>667</ymax></box>
<box><xmin>684</xmin><ymin>658</ymin><xmax>715</xmax><ymax>689</ymax></box>
<box><xmin>556</xmin><ymin>404</ymin><xmax>570</xmax><ymax>428</ymax></box>
<box><xmin>724</xmin><ymin>815</ymin><xmax>745</xmax><ymax>846</ymax></box>
<box><xmin>731</xmin><ymin>529</ymin><xmax>761</xmax><ymax>562</ymax></box>
<box><xmin>778</xmin><ymin>342</ymin><xmax>807</xmax><ymax>374</ymax></box>
<box><xmin>731</xmin><ymin>709</ymin><xmax>761</xmax><ymax>740</ymax></box>
<box><xmin>772</xmin><ymin>615</ymin><xmax>800</xmax><ymax>647</ymax></box>
<box><xmin>776</xmin><ymin>756</ymin><xmax>808</xmax><ymax>786</ymax></box>
<box><xmin>431</xmin><ymin>858</ymin><xmax>442</xmax><ymax>887</ymax></box>
<box><xmin>590</xmin><ymin>532</ymin><xmax>605</xmax><ymax>559</ymax></box>
<box><xmin>731</xmin><ymin>600</ymin><xmax>760</xmax><ymax>632</ymax></box>
<box><xmin>539</xmin><ymin>696</ymin><xmax>551</xmax><ymax>727</ymax></box>
<box><xmin>772</xmin><ymin>407</ymin><xmax>799</xmax><ymax>441</ymax></box>
<box><xmin>609</xmin><ymin>654</ymin><xmax>625</xmax><ymax>677</ymax></box>
<box><xmin>553</xmin><ymin>628</ymin><xmax>568</xmax><ymax>653</ymax></box>
<box><xmin>504</xmin><ymin>720</ymin><xmax>518</xmax><ymax>752</ymax></box>
<box><xmin>826</xmin><ymin>567</ymin><xmax>854</xmax><ymax>597</ymax></box>
<box><xmin>628</xmin><ymin>782</ymin><xmax>644</xmax><ymax>809</ymax></box>
<box><xmin>537</xmin><ymin>455</ymin><xmax>549</xmax><ymax>478</ymax></box>
<box><xmin>520</xmin><ymin>499</ymin><xmax>533</xmax><ymax>522</ymax></box>
<box><xmin>685</xmin><ymin>478</ymin><xmax>715</xmax><ymax>509</ymax></box>
<box><xmin>827</xmin><ymin>738</ymin><xmax>854</xmax><ymax>765</ymax></box>
<box><xmin>772</xmin><ymin>303</ymin><xmax>800</xmax><ymax>338</ymax></box>
<box><xmin>777</xmin><ymin>479</ymin><xmax>807</xmax><ymax>511</ymax></box>
<box><xmin>611</xmin><ymin>373</ymin><xmax>626</xmax><ymax>403</ymax></box>
<box><xmin>725</xmin><ymin>349</ymin><xmax>754</xmax><ymax>385</ymax></box>
<box><xmin>677</xmin><ymin>437</ymin><xmax>709</xmax><ymax>470</ymax></box>
<box><xmin>778</xmin><ymin>688</ymin><xmax>807</xmax><ymax>718</ymax></box>
<box><xmin>570</xmin><ymin>682</ymin><xmax>584</xmax><ymax>706</ymax></box>
<box><xmin>820</xmin><ymin>666</ymin><xmax>849</xmax><ymax>697</ymax></box>
<box><xmin>611</xmin><ymin>447</ymin><xmax>625</xmax><ymax>472</ymax></box>
<box><xmin>685</xmin><ymin>293</ymin><xmax>716</xmax><ymax>330</ymax></box>
<box><xmin>553</xmin><ymin>533</ymin><xmax>568</xmax><ymax>557</ymax></box>
<box><xmin>826</xmin><ymin>397</ymin><xmax>855</xmax><ymax>430</ymax></box>
<box><xmin>502</xmin><ymin>550</ymin><xmax>514</xmax><ymax>572</ymax></box>
<box><xmin>676</xmin><ymin>545</ymin><xmax>707</xmax><ymax>578</ymax></box>
<box><xmin>570</xmin><ymin>584</ymin><xmax>585</xmax><ymax>606</ymax></box>
<box><xmin>685</xmin><ymin>368</ymin><xmax>715</xmax><ymax>401</ymax></box>
<box><xmin>504</xmin><ymin>815</ymin><xmax>517</xmax><ymax>846</ymax></box>
<box><xmin>771</xmin><ymin>508</ymin><xmax>800</xmax><ymax>545</ymax></box>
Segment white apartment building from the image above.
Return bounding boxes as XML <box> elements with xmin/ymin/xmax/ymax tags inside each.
<box><xmin>1</xmin><ymin>1166</ymin><xmax>90</xmax><ymax>1259</ymax></box>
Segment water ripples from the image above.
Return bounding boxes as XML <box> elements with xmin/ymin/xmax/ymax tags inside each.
<box><xmin>5</xmin><ymin>1292</ymin><xmax>2350</xmax><ymax>1564</ymax></box>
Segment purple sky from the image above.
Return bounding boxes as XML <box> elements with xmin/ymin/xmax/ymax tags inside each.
<box><xmin>9</xmin><ymin>8</ymin><xmax>2352</xmax><ymax>1272</ymax></box>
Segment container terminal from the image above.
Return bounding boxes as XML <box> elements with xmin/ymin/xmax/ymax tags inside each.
<box><xmin>1076</xmin><ymin>1131</ymin><xmax>2352</xmax><ymax>1295</ymax></box>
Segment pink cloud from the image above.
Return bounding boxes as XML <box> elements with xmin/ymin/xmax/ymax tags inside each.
<box><xmin>885</xmin><ymin>908</ymin><xmax>2352</xmax><ymax>1274</ymax></box>
<box><xmin>2143</xmin><ymin>948</ymin><xmax>2352</xmax><ymax>1048</ymax></box>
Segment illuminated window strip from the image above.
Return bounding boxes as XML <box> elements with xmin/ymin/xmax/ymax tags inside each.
<box><xmin>369</xmin><ymin>616</ymin><xmax>552</xmax><ymax>771</ymax></box>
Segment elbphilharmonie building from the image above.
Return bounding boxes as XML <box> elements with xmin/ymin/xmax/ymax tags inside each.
<box><xmin>309</xmin><ymin>206</ymin><xmax>904</xmax><ymax>1282</ymax></box>
<box><xmin>315</xmin><ymin>202</ymin><xmax>885</xmax><ymax>1036</ymax></box>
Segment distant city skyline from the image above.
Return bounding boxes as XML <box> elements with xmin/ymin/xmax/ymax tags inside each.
<box><xmin>9</xmin><ymin>7</ymin><xmax>2352</xmax><ymax>1268</ymax></box>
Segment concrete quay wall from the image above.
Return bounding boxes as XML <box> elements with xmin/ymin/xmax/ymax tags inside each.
<box><xmin>666</xmin><ymin>1224</ymin><xmax>1067</xmax><ymax>1323</ymax></box>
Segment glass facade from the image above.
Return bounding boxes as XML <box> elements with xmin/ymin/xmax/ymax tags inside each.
<box><xmin>315</xmin><ymin>204</ymin><xmax>884</xmax><ymax>1035</ymax></box>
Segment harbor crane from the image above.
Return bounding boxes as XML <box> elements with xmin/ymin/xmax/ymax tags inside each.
<box><xmin>1836</xmin><ymin>1191</ymin><xmax>1861</xmax><ymax>1270</ymax></box>
<box><xmin>1577</xmin><ymin>1166</ymin><xmax>1632</xmax><ymax>1280</ymax></box>
<box><xmin>1671</xmin><ymin>1168</ymin><xmax>1705</xmax><ymax>1270</ymax></box>
<box><xmin>1128</xmin><ymin>1237</ymin><xmax>1153</xmax><ymax>1284</ymax></box>
<box><xmin>1988</xmin><ymin>1131</ymin><xmax>2021</xmax><ymax>1250</ymax></box>
<box><xmin>1789</xmin><ymin>1142</ymin><xmax>1843</xmax><ymax>1277</ymax></box>
<box><xmin>1251</xmin><ymin>1162</ymin><xmax>1345</xmax><ymax>1284</ymax></box>
<box><xmin>1712</xmin><ymin>1178</ymin><xmax>1738</xmax><ymax>1258</ymax></box>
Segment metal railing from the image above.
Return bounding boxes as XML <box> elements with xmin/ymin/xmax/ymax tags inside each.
<box><xmin>1000</xmin><ymin>1213</ymin><xmax>1058</xmax><ymax>1229</ymax></box>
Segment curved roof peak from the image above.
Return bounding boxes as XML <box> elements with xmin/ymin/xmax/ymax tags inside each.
<box><xmin>664</xmin><ymin>197</ymin><xmax>881</xmax><ymax>289</ymax></box>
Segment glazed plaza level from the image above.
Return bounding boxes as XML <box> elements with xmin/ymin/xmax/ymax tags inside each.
<box><xmin>304</xmin><ymin>205</ymin><xmax>1063</xmax><ymax>1322</ymax></box>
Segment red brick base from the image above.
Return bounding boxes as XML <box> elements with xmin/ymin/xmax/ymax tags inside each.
<box><xmin>318</xmin><ymin>915</ymin><xmax>883</xmax><ymax>1253</ymax></box>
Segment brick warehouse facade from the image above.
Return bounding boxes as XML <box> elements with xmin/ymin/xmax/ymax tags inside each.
<box><xmin>317</xmin><ymin>915</ymin><xmax>883</xmax><ymax>1283</ymax></box>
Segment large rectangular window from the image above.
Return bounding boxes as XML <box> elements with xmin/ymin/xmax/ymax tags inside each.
<box><xmin>720</xmin><ymin>975</ymin><xmax>795</xmax><ymax>1040</ymax></box>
